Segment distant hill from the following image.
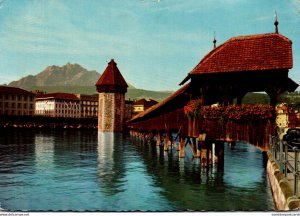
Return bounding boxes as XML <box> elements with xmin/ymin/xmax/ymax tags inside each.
<box><xmin>8</xmin><ymin>63</ymin><xmax>172</xmax><ymax>101</ymax></box>
<box><xmin>9</xmin><ymin>63</ymin><xmax>99</xmax><ymax>88</ymax></box>
<box><xmin>9</xmin><ymin>63</ymin><xmax>135</xmax><ymax>89</ymax></box>
<box><xmin>126</xmin><ymin>89</ymin><xmax>172</xmax><ymax>101</ymax></box>
<box><xmin>21</xmin><ymin>85</ymin><xmax>172</xmax><ymax>102</ymax></box>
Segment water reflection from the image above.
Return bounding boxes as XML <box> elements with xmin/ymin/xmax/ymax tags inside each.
<box><xmin>52</xmin><ymin>130</ymin><xmax>98</xmax><ymax>168</ymax></box>
<box><xmin>97</xmin><ymin>132</ymin><xmax>126</xmax><ymax>196</ymax></box>
<box><xmin>34</xmin><ymin>132</ymin><xmax>54</xmax><ymax>171</ymax></box>
<box><xmin>0</xmin><ymin>130</ymin><xmax>35</xmax><ymax>175</ymax></box>
<box><xmin>0</xmin><ymin>130</ymin><xmax>274</xmax><ymax>211</ymax></box>
<box><xmin>130</xmin><ymin>140</ymin><xmax>274</xmax><ymax>211</ymax></box>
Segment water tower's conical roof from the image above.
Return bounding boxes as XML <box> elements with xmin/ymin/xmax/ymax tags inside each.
<box><xmin>96</xmin><ymin>59</ymin><xmax>128</xmax><ymax>93</ymax></box>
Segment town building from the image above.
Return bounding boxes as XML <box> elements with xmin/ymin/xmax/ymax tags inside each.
<box><xmin>75</xmin><ymin>94</ymin><xmax>98</xmax><ymax>118</ymax></box>
<box><xmin>0</xmin><ymin>86</ymin><xmax>35</xmax><ymax>116</ymax></box>
<box><xmin>96</xmin><ymin>59</ymin><xmax>128</xmax><ymax>132</ymax></box>
<box><xmin>35</xmin><ymin>93</ymin><xmax>80</xmax><ymax>118</ymax></box>
<box><xmin>124</xmin><ymin>100</ymin><xmax>134</xmax><ymax>121</ymax></box>
<box><xmin>133</xmin><ymin>98</ymin><xmax>158</xmax><ymax>115</ymax></box>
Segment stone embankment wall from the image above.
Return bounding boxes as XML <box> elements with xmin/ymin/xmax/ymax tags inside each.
<box><xmin>267</xmin><ymin>152</ymin><xmax>300</xmax><ymax>210</ymax></box>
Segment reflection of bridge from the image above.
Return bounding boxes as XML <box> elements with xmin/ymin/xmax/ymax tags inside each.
<box><xmin>127</xmin><ymin>24</ymin><xmax>298</xmax><ymax>166</ymax></box>
<box><xmin>129</xmin><ymin>136</ymin><xmax>274</xmax><ymax>211</ymax></box>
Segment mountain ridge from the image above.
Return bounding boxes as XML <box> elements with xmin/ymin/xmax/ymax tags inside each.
<box><xmin>9</xmin><ymin>63</ymin><xmax>136</xmax><ymax>89</ymax></box>
<box><xmin>8</xmin><ymin>63</ymin><xmax>173</xmax><ymax>101</ymax></box>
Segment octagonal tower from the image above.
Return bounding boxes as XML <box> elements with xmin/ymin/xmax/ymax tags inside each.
<box><xmin>96</xmin><ymin>59</ymin><xmax>128</xmax><ymax>132</ymax></box>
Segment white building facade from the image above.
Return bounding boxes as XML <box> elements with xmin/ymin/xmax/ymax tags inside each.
<box><xmin>35</xmin><ymin>93</ymin><xmax>80</xmax><ymax>118</ymax></box>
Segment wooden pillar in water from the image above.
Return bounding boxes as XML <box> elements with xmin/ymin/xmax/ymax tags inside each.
<box><xmin>217</xmin><ymin>141</ymin><xmax>224</xmax><ymax>169</ymax></box>
<box><xmin>192</xmin><ymin>137</ymin><xmax>197</xmax><ymax>155</ymax></box>
<box><xmin>156</xmin><ymin>133</ymin><xmax>161</xmax><ymax>146</ymax></box>
<box><xmin>206</xmin><ymin>141</ymin><xmax>210</xmax><ymax>167</ymax></box>
<box><xmin>179</xmin><ymin>136</ymin><xmax>185</xmax><ymax>158</ymax></box>
<box><xmin>212</xmin><ymin>143</ymin><xmax>215</xmax><ymax>165</ymax></box>
<box><xmin>169</xmin><ymin>132</ymin><xmax>173</xmax><ymax>150</ymax></box>
<box><xmin>164</xmin><ymin>132</ymin><xmax>169</xmax><ymax>151</ymax></box>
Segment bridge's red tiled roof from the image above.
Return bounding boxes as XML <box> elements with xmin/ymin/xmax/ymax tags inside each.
<box><xmin>129</xmin><ymin>82</ymin><xmax>190</xmax><ymax>122</ymax></box>
<box><xmin>180</xmin><ymin>33</ymin><xmax>293</xmax><ymax>84</ymax></box>
<box><xmin>96</xmin><ymin>59</ymin><xmax>128</xmax><ymax>87</ymax></box>
<box><xmin>0</xmin><ymin>86</ymin><xmax>35</xmax><ymax>95</ymax></box>
<box><xmin>36</xmin><ymin>93</ymin><xmax>79</xmax><ymax>100</ymax></box>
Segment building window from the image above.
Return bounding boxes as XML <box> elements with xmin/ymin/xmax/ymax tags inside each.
<box><xmin>12</xmin><ymin>103</ymin><xmax>15</xmax><ymax>108</ymax></box>
<box><xmin>30</xmin><ymin>104</ymin><xmax>33</xmax><ymax>109</ymax></box>
<box><xmin>11</xmin><ymin>95</ymin><xmax>15</xmax><ymax>100</ymax></box>
<box><xmin>24</xmin><ymin>104</ymin><xmax>27</xmax><ymax>109</ymax></box>
<box><xmin>18</xmin><ymin>95</ymin><xmax>21</xmax><ymax>101</ymax></box>
<box><xmin>18</xmin><ymin>103</ymin><xmax>21</xmax><ymax>108</ymax></box>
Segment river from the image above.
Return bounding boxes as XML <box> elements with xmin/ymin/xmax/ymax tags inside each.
<box><xmin>0</xmin><ymin>130</ymin><xmax>274</xmax><ymax>211</ymax></box>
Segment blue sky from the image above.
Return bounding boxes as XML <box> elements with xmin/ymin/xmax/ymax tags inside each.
<box><xmin>0</xmin><ymin>0</ymin><xmax>300</xmax><ymax>91</ymax></box>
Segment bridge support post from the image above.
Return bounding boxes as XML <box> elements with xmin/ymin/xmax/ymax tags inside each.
<box><xmin>156</xmin><ymin>133</ymin><xmax>161</xmax><ymax>146</ymax></box>
<box><xmin>206</xmin><ymin>142</ymin><xmax>210</xmax><ymax>167</ymax></box>
<box><xmin>192</xmin><ymin>137</ymin><xmax>197</xmax><ymax>157</ymax></box>
<box><xmin>179</xmin><ymin>137</ymin><xmax>185</xmax><ymax>158</ymax></box>
<box><xmin>196</xmin><ymin>141</ymin><xmax>201</xmax><ymax>158</ymax></box>
<box><xmin>169</xmin><ymin>133</ymin><xmax>173</xmax><ymax>150</ymax></box>
<box><xmin>212</xmin><ymin>143</ymin><xmax>215</xmax><ymax>165</ymax></box>
<box><xmin>217</xmin><ymin>141</ymin><xmax>224</xmax><ymax>169</ymax></box>
<box><xmin>164</xmin><ymin>132</ymin><xmax>169</xmax><ymax>151</ymax></box>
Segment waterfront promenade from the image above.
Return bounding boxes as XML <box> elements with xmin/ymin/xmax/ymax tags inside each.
<box><xmin>268</xmin><ymin>139</ymin><xmax>300</xmax><ymax>210</ymax></box>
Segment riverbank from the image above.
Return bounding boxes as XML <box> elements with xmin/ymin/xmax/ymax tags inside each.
<box><xmin>0</xmin><ymin>115</ymin><xmax>97</xmax><ymax>130</ymax></box>
<box><xmin>267</xmin><ymin>151</ymin><xmax>300</xmax><ymax>210</ymax></box>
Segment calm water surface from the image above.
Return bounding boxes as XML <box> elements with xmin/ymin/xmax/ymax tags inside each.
<box><xmin>0</xmin><ymin>130</ymin><xmax>274</xmax><ymax>211</ymax></box>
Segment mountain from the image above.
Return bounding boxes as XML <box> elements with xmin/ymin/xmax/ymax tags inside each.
<box><xmin>9</xmin><ymin>63</ymin><xmax>135</xmax><ymax>89</ymax></box>
<box><xmin>8</xmin><ymin>63</ymin><xmax>172</xmax><ymax>101</ymax></box>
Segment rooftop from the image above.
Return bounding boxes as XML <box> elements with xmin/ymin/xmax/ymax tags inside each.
<box><xmin>181</xmin><ymin>33</ymin><xmax>293</xmax><ymax>85</ymax></box>
<box><xmin>36</xmin><ymin>93</ymin><xmax>79</xmax><ymax>100</ymax></box>
<box><xmin>96</xmin><ymin>59</ymin><xmax>128</xmax><ymax>90</ymax></box>
<box><xmin>0</xmin><ymin>86</ymin><xmax>35</xmax><ymax>96</ymax></box>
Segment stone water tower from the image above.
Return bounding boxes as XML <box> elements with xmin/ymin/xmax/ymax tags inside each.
<box><xmin>95</xmin><ymin>59</ymin><xmax>128</xmax><ymax>132</ymax></box>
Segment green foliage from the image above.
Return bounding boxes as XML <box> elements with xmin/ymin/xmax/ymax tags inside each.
<box><xmin>279</xmin><ymin>92</ymin><xmax>300</xmax><ymax>111</ymax></box>
<box><xmin>242</xmin><ymin>93</ymin><xmax>270</xmax><ymax>104</ymax></box>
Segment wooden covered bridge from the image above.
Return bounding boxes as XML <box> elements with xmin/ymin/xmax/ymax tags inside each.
<box><xmin>127</xmin><ymin>26</ymin><xmax>298</xmax><ymax>167</ymax></box>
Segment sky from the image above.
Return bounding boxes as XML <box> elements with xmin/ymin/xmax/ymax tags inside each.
<box><xmin>0</xmin><ymin>0</ymin><xmax>300</xmax><ymax>91</ymax></box>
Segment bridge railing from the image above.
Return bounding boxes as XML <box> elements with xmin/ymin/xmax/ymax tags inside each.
<box><xmin>269</xmin><ymin>135</ymin><xmax>300</xmax><ymax>197</ymax></box>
